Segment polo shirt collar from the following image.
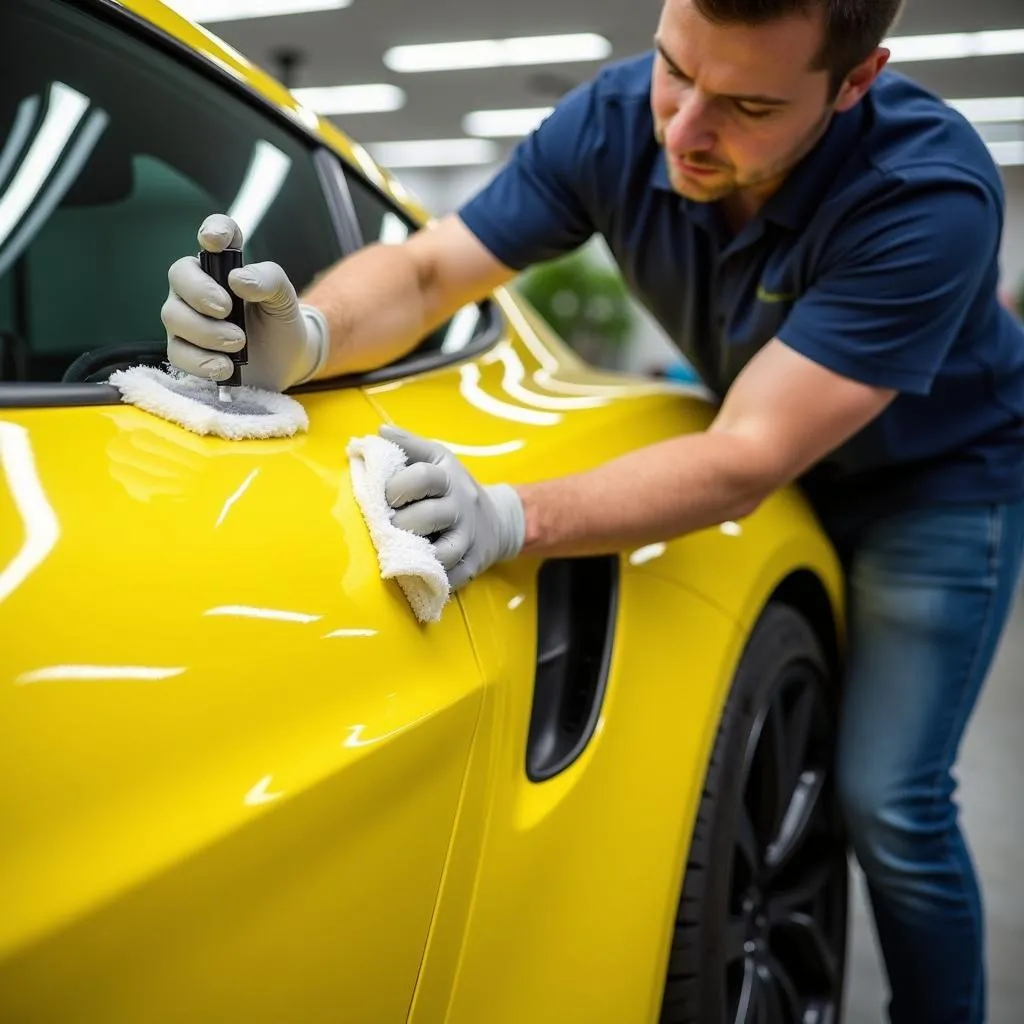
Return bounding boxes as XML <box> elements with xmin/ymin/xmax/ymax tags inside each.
<box><xmin>650</xmin><ymin>151</ymin><xmax>722</xmax><ymax>233</ymax></box>
<box><xmin>650</xmin><ymin>147</ymin><xmax>673</xmax><ymax>192</ymax></box>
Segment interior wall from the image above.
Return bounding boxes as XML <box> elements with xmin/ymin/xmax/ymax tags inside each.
<box><xmin>1000</xmin><ymin>167</ymin><xmax>1024</xmax><ymax>305</ymax></box>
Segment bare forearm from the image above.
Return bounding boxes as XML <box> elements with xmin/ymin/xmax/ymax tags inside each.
<box><xmin>516</xmin><ymin>430</ymin><xmax>776</xmax><ymax>557</ymax></box>
<box><xmin>300</xmin><ymin>243</ymin><xmax>436</xmax><ymax>377</ymax></box>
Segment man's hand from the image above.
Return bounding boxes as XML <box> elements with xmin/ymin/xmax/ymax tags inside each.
<box><xmin>381</xmin><ymin>426</ymin><xmax>525</xmax><ymax>589</ymax></box>
<box><xmin>161</xmin><ymin>214</ymin><xmax>329</xmax><ymax>392</ymax></box>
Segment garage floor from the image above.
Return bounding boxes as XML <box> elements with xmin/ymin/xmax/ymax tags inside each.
<box><xmin>841</xmin><ymin>592</ymin><xmax>1024</xmax><ymax>1023</ymax></box>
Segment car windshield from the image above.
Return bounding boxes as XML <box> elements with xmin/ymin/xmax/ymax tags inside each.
<box><xmin>0</xmin><ymin>0</ymin><xmax>343</xmax><ymax>384</ymax></box>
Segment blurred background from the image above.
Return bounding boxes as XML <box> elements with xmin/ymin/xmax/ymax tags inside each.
<box><xmin>169</xmin><ymin>3</ymin><xmax>1022</xmax><ymax>1021</ymax></box>
<box><xmin>167</xmin><ymin>0</ymin><xmax>1024</xmax><ymax>379</ymax></box>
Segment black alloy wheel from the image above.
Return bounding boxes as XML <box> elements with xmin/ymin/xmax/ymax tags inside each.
<box><xmin>659</xmin><ymin>602</ymin><xmax>849</xmax><ymax>1024</ymax></box>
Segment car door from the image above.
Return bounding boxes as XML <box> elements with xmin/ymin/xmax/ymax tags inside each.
<box><xmin>0</xmin><ymin>3</ymin><xmax>486</xmax><ymax>1021</ymax></box>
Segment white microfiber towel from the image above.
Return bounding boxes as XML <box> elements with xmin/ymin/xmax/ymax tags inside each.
<box><xmin>347</xmin><ymin>433</ymin><xmax>450</xmax><ymax>623</ymax></box>
<box><xmin>109</xmin><ymin>364</ymin><xmax>309</xmax><ymax>440</ymax></box>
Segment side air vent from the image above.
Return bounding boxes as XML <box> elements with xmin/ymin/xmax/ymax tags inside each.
<box><xmin>525</xmin><ymin>555</ymin><xmax>619</xmax><ymax>782</ymax></box>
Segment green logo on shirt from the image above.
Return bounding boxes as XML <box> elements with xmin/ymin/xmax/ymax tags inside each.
<box><xmin>756</xmin><ymin>284</ymin><xmax>799</xmax><ymax>303</ymax></box>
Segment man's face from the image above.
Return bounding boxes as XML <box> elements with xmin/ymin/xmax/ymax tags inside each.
<box><xmin>651</xmin><ymin>0</ymin><xmax>847</xmax><ymax>206</ymax></box>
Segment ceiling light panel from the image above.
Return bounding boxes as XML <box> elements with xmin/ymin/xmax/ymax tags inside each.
<box><xmin>291</xmin><ymin>84</ymin><xmax>405</xmax><ymax>114</ymax></box>
<box><xmin>166</xmin><ymin>0</ymin><xmax>351</xmax><ymax>23</ymax></box>
<box><xmin>986</xmin><ymin>140</ymin><xmax>1024</xmax><ymax>166</ymax></box>
<box><xmin>463</xmin><ymin>107</ymin><xmax>554</xmax><ymax>137</ymax></box>
<box><xmin>974</xmin><ymin>121</ymin><xmax>1024</xmax><ymax>145</ymax></box>
<box><xmin>365</xmin><ymin>138</ymin><xmax>499</xmax><ymax>168</ymax></box>
<box><xmin>886</xmin><ymin>28</ymin><xmax>1024</xmax><ymax>62</ymax></box>
<box><xmin>383</xmin><ymin>34</ymin><xmax>611</xmax><ymax>73</ymax></box>
<box><xmin>947</xmin><ymin>96</ymin><xmax>1024</xmax><ymax>123</ymax></box>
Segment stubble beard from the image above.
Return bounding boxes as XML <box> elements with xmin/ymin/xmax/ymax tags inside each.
<box><xmin>661</xmin><ymin>104</ymin><xmax>835</xmax><ymax>204</ymax></box>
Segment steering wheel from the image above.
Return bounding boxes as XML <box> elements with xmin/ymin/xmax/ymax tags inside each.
<box><xmin>61</xmin><ymin>343</ymin><xmax>168</xmax><ymax>383</ymax></box>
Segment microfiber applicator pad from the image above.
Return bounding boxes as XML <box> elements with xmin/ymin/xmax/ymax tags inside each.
<box><xmin>109</xmin><ymin>365</ymin><xmax>309</xmax><ymax>440</ymax></box>
<box><xmin>347</xmin><ymin>433</ymin><xmax>450</xmax><ymax>623</ymax></box>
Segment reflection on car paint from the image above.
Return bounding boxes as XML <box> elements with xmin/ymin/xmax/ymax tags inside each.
<box><xmin>0</xmin><ymin>422</ymin><xmax>60</xmax><ymax>605</ymax></box>
<box><xmin>434</xmin><ymin>439</ymin><xmax>525</xmax><ymax>457</ymax></box>
<box><xmin>489</xmin><ymin>343</ymin><xmax>610</xmax><ymax>411</ymax></box>
<box><xmin>322</xmin><ymin>627</ymin><xmax>378</xmax><ymax>639</ymax></box>
<box><xmin>343</xmin><ymin>711</ymin><xmax>440</xmax><ymax>750</ymax></box>
<box><xmin>243</xmin><ymin>775</ymin><xmax>284</xmax><ymax>807</ymax></box>
<box><xmin>14</xmin><ymin>664</ymin><xmax>186</xmax><ymax>684</ymax></box>
<box><xmin>628</xmin><ymin>526</ymin><xmax>741</xmax><ymax>569</ymax></box>
<box><xmin>203</xmin><ymin>604</ymin><xmax>323</xmax><ymax>624</ymax></box>
<box><xmin>101</xmin><ymin>409</ymin><xmax>296</xmax><ymax>504</ymax></box>
<box><xmin>628</xmin><ymin>542</ymin><xmax>668</xmax><ymax>566</ymax></box>
<box><xmin>343</xmin><ymin>724</ymin><xmax>375</xmax><ymax>748</ymax></box>
<box><xmin>457</xmin><ymin>363</ymin><xmax>560</xmax><ymax>427</ymax></box>
<box><xmin>215</xmin><ymin>468</ymin><xmax>260</xmax><ymax>527</ymax></box>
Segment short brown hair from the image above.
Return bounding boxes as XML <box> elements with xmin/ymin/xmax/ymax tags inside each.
<box><xmin>692</xmin><ymin>0</ymin><xmax>904</xmax><ymax>96</ymax></box>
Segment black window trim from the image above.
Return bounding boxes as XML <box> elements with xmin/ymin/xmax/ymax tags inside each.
<box><xmin>312</xmin><ymin>149</ymin><xmax>363</xmax><ymax>257</ymax></box>
<box><xmin>0</xmin><ymin>0</ymin><xmax>504</xmax><ymax>408</ymax></box>
<box><xmin>0</xmin><ymin>382</ymin><xmax>120</xmax><ymax>406</ymax></box>
<box><xmin>292</xmin><ymin>299</ymin><xmax>504</xmax><ymax>393</ymax></box>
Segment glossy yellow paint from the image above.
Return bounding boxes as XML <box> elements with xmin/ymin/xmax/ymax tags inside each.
<box><xmin>0</xmin><ymin>391</ymin><xmax>485</xmax><ymax>1022</ymax></box>
<box><xmin>1</xmin><ymin>3</ymin><xmax>847</xmax><ymax>1022</ymax></box>
<box><xmin>410</xmin><ymin>569</ymin><xmax>747</xmax><ymax>1024</ymax></box>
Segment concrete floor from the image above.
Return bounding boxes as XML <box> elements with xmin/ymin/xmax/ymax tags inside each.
<box><xmin>841</xmin><ymin>592</ymin><xmax>1024</xmax><ymax>1023</ymax></box>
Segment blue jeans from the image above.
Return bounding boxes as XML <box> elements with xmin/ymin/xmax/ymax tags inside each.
<box><xmin>827</xmin><ymin>500</ymin><xmax>1024</xmax><ymax>1024</ymax></box>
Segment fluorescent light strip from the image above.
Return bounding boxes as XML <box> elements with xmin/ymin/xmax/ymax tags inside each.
<box><xmin>383</xmin><ymin>33</ymin><xmax>611</xmax><ymax>73</ymax></box>
<box><xmin>0</xmin><ymin>96</ymin><xmax>109</xmax><ymax>280</ymax></box>
<box><xmin>948</xmin><ymin>96</ymin><xmax>1024</xmax><ymax>123</ymax></box>
<box><xmin>463</xmin><ymin>107</ymin><xmax>554</xmax><ymax>137</ymax></box>
<box><xmin>365</xmin><ymin>138</ymin><xmax>499</xmax><ymax>168</ymax></box>
<box><xmin>0</xmin><ymin>82</ymin><xmax>89</xmax><ymax>247</ymax></box>
<box><xmin>975</xmin><ymin>121</ymin><xmax>1024</xmax><ymax>144</ymax></box>
<box><xmin>0</xmin><ymin>95</ymin><xmax>40</xmax><ymax>195</ymax></box>
<box><xmin>440</xmin><ymin>304</ymin><xmax>483</xmax><ymax>353</ymax></box>
<box><xmin>886</xmin><ymin>28</ymin><xmax>1024</xmax><ymax>63</ymax></box>
<box><xmin>166</xmin><ymin>0</ymin><xmax>350</xmax><ymax>23</ymax></box>
<box><xmin>227</xmin><ymin>140</ymin><xmax>292</xmax><ymax>241</ymax></box>
<box><xmin>987</xmin><ymin>140</ymin><xmax>1024</xmax><ymax>166</ymax></box>
<box><xmin>291</xmin><ymin>84</ymin><xmax>405</xmax><ymax>115</ymax></box>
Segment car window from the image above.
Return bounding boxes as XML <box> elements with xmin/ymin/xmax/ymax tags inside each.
<box><xmin>0</xmin><ymin>0</ymin><xmax>342</xmax><ymax>384</ymax></box>
<box><xmin>338</xmin><ymin>167</ymin><xmax>492</xmax><ymax>365</ymax></box>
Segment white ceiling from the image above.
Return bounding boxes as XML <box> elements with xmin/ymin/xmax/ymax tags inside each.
<box><xmin>190</xmin><ymin>0</ymin><xmax>1023</xmax><ymax>165</ymax></box>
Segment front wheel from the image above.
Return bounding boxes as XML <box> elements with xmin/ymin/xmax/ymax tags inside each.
<box><xmin>659</xmin><ymin>602</ymin><xmax>849</xmax><ymax>1024</ymax></box>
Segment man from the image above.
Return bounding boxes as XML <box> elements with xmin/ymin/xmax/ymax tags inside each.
<box><xmin>161</xmin><ymin>1</ymin><xmax>1024</xmax><ymax>1020</ymax></box>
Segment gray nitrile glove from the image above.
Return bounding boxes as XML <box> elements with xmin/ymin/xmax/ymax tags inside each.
<box><xmin>381</xmin><ymin>425</ymin><xmax>526</xmax><ymax>589</ymax></box>
<box><xmin>161</xmin><ymin>213</ymin><xmax>329</xmax><ymax>392</ymax></box>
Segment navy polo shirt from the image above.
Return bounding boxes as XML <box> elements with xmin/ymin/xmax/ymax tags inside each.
<box><xmin>458</xmin><ymin>52</ymin><xmax>1024</xmax><ymax>523</ymax></box>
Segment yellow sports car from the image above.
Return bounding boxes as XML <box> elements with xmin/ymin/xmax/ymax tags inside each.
<box><xmin>0</xmin><ymin>2</ymin><xmax>849</xmax><ymax>1021</ymax></box>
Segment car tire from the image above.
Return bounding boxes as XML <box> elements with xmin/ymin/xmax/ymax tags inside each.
<box><xmin>659</xmin><ymin>602</ymin><xmax>849</xmax><ymax>1024</ymax></box>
